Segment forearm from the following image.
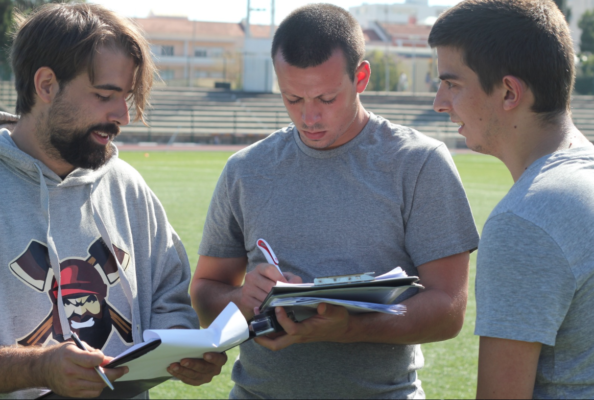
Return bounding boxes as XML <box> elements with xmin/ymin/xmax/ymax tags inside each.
<box><xmin>191</xmin><ymin>278</ymin><xmax>244</xmax><ymax>328</ymax></box>
<box><xmin>342</xmin><ymin>287</ymin><xmax>466</xmax><ymax>345</ymax></box>
<box><xmin>0</xmin><ymin>346</ymin><xmax>48</xmax><ymax>393</ymax></box>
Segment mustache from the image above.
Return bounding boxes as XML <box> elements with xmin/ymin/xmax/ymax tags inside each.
<box><xmin>86</xmin><ymin>123</ymin><xmax>120</xmax><ymax>138</ymax></box>
<box><xmin>300</xmin><ymin>123</ymin><xmax>325</xmax><ymax>131</ymax></box>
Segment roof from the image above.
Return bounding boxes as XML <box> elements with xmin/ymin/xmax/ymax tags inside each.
<box><xmin>363</xmin><ymin>29</ymin><xmax>383</xmax><ymax>43</ymax></box>
<box><xmin>378</xmin><ymin>22</ymin><xmax>432</xmax><ymax>39</ymax></box>
<box><xmin>133</xmin><ymin>17</ymin><xmax>274</xmax><ymax>39</ymax></box>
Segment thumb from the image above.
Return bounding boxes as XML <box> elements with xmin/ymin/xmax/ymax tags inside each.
<box><xmin>317</xmin><ymin>302</ymin><xmax>328</xmax><ymax>315</ymax></box>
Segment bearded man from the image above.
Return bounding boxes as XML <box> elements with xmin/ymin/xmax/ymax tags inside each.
<box><xmin>0</xmin><ymin>4</ymin><xmax>226</xmax><ymax>399</ymax></box>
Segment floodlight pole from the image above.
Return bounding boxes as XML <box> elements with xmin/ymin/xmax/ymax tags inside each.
<box><xmin>246</xmin><ymin>0</ymin><xmax>251</xmax><ymax>38</ymax></box>
<box><xmin>270</xmin><ymin>0</ymin><xmax>275</xmax><ymax>37</ymax></box>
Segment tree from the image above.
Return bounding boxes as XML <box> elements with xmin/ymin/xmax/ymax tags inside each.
<box><xmin>366</xmin><ymin>50</ymin><xmax>402</xmax><ymax>92</ymax></box>
<box><xmin>579</xmin><ymin>9</ymin><xmax>594</xmax><ymax>54</ymax></box>
<box><xmin>553</xmin><ymin>0</ymin><xmax>572</xmax><ymax>22</ymax></box>
<box><xmin>0</xmin><ymin>0</ymin><xmax>83</xmax><ymax>79</ymax></box>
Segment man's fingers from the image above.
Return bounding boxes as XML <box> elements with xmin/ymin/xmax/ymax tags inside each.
<box><xmin>167</xmin><ymin>359</ymin><xmax>223</xmax><ymax>386</ymax></box>
<box><xmin>256</xmin><ymin>263</ymin><xmax>286</xmax><ymax>283</ymax></box>
<box><xmin>283</xmin><ymin>272</ymin><xmax>303</xmax><ymax>284</ymax></box>
<box><xmin>274</xmin><ymin>307</ymin><xmax>301</xmax><ymax>335</ymax></box>
<box><xmin>103</xmin><ymin>366</ymin><xmax>128</xmax><ymax>381</ymax></box>
<box><xmin>254</xmin><ymin>333</ymin><xmax>294</xmax><ymax>351</ymax></box>
<box><xmin>65</xmin><ymin>343</ymin><xmax>105</xmax><ymax>369</ymax></box>
<box><xmin>203</xmin><ymin>352</ymin><xmax>228</xmax><ymax>367</ymax></box>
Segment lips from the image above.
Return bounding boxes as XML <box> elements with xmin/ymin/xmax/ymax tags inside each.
<box><xmin>91</xmin><ymin>131</ymin><xmax>112</xmax><ymax>145</ymax></box>
<box><xmin>302</xmin><ymin>130</ymin><xmax>327</xmax><ymax>141</ymax></box>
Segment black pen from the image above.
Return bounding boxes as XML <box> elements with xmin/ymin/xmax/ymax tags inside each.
<box><xmin>70</xmin><ymin>331</ymin><xmax>115</xmax><ymax>391</ymax></box>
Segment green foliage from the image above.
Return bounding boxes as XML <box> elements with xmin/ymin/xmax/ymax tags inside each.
<box><xmin>553</xmin><ymin>0</ymin><xmax>572</xmax><ymax>22</ymax></box>
<box><xmin>119</xmin><ymin>151</ymin><xmax>514</xmax><ymax>399</ymax></box>
<box><xmin>0</xmin><ymin>0</ymin><xmax>84</xmax><ymax>79</ymax></box>
<box><xmin>366</xmin><ymin>49</ymin><xmax>402</xmax><ymax>92</ymax></box>
<box><xmin>579</xmin><ymin>9</ymin><xmax>594</xmax><ymax>54</ymax></box>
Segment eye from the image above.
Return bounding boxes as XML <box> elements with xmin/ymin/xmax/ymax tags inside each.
<box><xmin>320</xmin><ymin>97</ymin><xmax>336</xmax><ymax>105</ymax></box>
<box><xmin>95</xmin><ymin>93</ymin><xmax>110</xmax><ymax>101</ymax></box>
<box><xmin>286</xmin><ymin>97</ymin><xmax>301</xmax><ymax>105</ymax></box>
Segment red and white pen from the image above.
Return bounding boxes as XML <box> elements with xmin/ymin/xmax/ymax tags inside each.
<box><xmin>256</xmin><ymin>238</ymin><xmax>284</xmax><ymax>277</ymax></box>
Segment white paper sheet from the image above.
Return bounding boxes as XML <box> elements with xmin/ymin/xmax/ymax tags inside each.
<box><xmin>269</xmin><ymin>297</ymin><xmax>407</xmax><ymax>315</ymax></box>
<box><xmin>115</xmin><ymin>302</ymin><xmax>249</xmax><ymax>381</ymax></box>
<box><xmin>274</xmin><ymin>266</ymin><xmax>408</xmax><ymax>288</ymax></box>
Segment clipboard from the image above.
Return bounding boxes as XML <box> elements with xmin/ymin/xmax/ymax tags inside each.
<box><xmin>260</xmin><ymin>275</ymin><xmax>421</xmax><ymax>309</ymax></box>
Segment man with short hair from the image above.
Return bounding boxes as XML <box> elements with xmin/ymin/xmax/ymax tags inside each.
<box><xmin>429</xmin><ymin>0</ymin><xmax>594</xmax><ymax>398</ymax></box>
<box><xmin>192</xmin><ymin>4</ymin><xmax>479</xmax><ymax>398</ymax></box>
<box><xmin>0</xmin><ymin>4</ymin><xmax>226</xmax><ymax>398</ymax></box>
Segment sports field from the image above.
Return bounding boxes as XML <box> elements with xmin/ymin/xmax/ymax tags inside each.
<box><xmin>118</xmin><ymin>150</ymin><xmax>514</xmax><ymax>399</ymax></box>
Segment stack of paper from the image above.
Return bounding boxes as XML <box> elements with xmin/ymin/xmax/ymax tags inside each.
<box><xmin>259</xmin><ymin>267</ymin><xmax>421</xmax><ymax>319</ymax></box>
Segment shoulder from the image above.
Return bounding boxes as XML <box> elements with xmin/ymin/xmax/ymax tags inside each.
<box><xmin>490</xmin><ymin>148</ymin><xmax>594</xmax><ymax>223</ymax></box>
<box><xmin>106</xmin><ymin>156</ymin><xmax>146</xmax><ymax>183</ymax></box>
<box><xmin>364</xmin><ymin>114</ymin><xmax>449</xmax><ymax>167</ymax></box>
<box><xmin>368</xmin><ymin>114</ymin><xmax>444</xmax><ymax>154</ymax></box>
<box><xmin>350</xmin><ymin>114</ymin><xmax>453</xmax><ymax>182</ymax></box>
<box><xmin>486</xmin><ymin>148</ymin><xmax>594</xmax><ymax>263</ymax></box>
<box><xmin>224</xmin><ymin>125</ymin><xmax>296</xmax><ymax>176</ymax></box>
<box><xmin>99</xmin><ymin>156</ymin><xmax>152</xmax><ymax>197</ymax></box>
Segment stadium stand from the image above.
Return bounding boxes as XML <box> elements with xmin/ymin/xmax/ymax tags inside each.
<box><xmin>0</xmin><ymin>81</ymin><xmax>592</xmax><ymax>148</ymax></box>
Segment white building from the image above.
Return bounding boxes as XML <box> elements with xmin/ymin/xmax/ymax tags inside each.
<box><xmin>349</xmin><ymin>0</ymin><xmax>449</xmax><ymax>28</ymax></box>
<box><xmin>568</xmin><ymin>0</ymin><xmax>594</xmax><ymax>52</ymax></box>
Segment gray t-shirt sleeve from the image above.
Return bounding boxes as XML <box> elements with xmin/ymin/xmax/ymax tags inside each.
<box><xmin>199</xmin><ymin>164</ymin><xmax>247</xmax><ymax>258</ymax></box>
<box><xmin>404</xmin><ymin>144</ymin><xmax>479</xmax><ymax>267</ymax></box>
<box><xmin>475</xmin><ymin>212</ymin><xmax>576</xmax><ymax>346</ymax></box>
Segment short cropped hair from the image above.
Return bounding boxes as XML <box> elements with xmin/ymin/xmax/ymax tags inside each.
<box><xmin>11</xmin><ymin>3</ymin><xmax>155</xmax><ymax>123</ymax></box>
<box><xmin>429</xmin><ymin>0</ymin><xmax>574</xmax><ymax>121</ymax></box>
<box><xmin>271</xmin><ymin>3</ymin><xmax>365</xmax><ymax>81</ymax></box>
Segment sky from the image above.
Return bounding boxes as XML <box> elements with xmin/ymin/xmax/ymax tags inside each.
<box><xmin>90</xmin><ymin>0</ymin><xmax>463</xmax><ymax>24</ymax></box>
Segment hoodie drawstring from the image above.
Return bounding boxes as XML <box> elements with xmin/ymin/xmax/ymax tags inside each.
<box><xmin>89</xmin><ymin>183</ymin><xmax>139</xmax><ymax>344</ymax></box>
<box><xmin>34</xmin><ymin>163</ymin><xmax>72</xmax><ymax>341</ymax></box>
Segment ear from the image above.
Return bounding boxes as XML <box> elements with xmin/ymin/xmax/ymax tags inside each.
<box><xmin>501</xmin><ymin>75</ymin><xmax>526</xmax><ymax>111</ymax></box>
<box><xmin>354</xmin><ymin>61</ymin><xmax>371</xmax><ymax>94</ymax></box>
<box><xmin>34</xmin><ymin>67</ymin><xmax>60</xmax><ymax>105</ymax></box>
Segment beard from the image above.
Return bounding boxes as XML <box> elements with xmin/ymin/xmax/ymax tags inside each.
<box><xmin>49</xmin><ymin>123</ymin><xmax>119</xmax><ymax>170</ymax></box>
<box><xmin>40</xmin><ymin>92</ymin><xmax>120</xmax><ymax>171</ymax></box>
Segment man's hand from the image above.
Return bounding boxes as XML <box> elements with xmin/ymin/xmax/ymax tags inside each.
<box><xmin>254</xmin><ymin>303</ymin><xmax>350</xmax><ymax>351</ymax></box>
<box><xmin>237</xmin><ymin>264</ymin><xmax>302</xmax><ymax>319</ymax></box>
<box><xmin>167</xmin><ymin>352</ymin><xmax>228</xmax><ymax>386</ymax></box>
<box><xmin>43</xmin><ymin>341</ymin><xmax>128</xmax><ymax>398</ymax></box>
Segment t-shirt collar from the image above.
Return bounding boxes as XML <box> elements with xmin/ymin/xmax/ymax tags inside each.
<box><xmin>293</xmin><ymin>112</ymin><xmax>379</xmax><ymax>159</ymax></box>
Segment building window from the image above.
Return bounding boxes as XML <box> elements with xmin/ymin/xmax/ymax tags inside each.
<box><xmin>161</xmin><ymin>46</ymin><xmax>174</xmax><ymax>56</ymax></box>
<box><xmin>194</xmin><ymin>49</ymin><xmax>208</xmax><ymax>58</ymax></box>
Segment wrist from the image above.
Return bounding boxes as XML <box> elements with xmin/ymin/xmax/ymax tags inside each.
<box><xmin>340</xmin><ymin>313</ymin><xmax>361</xmax><ymax>343</ymax></box>
<box><xmin>35</xmin><ymin>345</ymin><xmax>58</xmax><ymax>388</ymax></box>
<box><xmin>233</xmin><ymin>286</ymin><xmax>255</xmax><ymax>320</ymax></box>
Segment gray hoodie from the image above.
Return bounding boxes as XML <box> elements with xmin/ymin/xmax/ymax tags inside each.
<box><xmin>0</xmin><ymin>113</ymin><xmax>199</xmax><ymax>399</ymax></box>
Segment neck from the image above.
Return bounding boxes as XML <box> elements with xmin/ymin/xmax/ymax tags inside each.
<box><xmin>498</xmin><ymin>112</ymin><xmax>590</xmax><ymax>182</ymax></box>
<box><xmin>11</xmin><ymin>113</ymin><xmax>75</xmax><ymax>177</ymax></box>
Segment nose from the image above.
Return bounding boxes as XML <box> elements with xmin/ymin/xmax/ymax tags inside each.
<box><xmin>108</xmin><ymin>97</ymin><xmax>131</xmax><ymax>126</ymax></box>
<box><xmin>301</xmin><ymin>101</ymin><xmax>321</xmax><ymax>127</ymax></box>
<box><xmin>433</xmin><ymin>83</ymin><xmax>451</xmax><ymax>114</ymax></box>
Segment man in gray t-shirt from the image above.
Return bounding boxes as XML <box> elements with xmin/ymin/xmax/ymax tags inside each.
<box><xmin>430</xmin><ymin>0</ymin><xmax>594</xmax><ymax>398</ymax></box>
<box><xmin>192</xmin><ymin>4</ymin><xmax>479</xmax><ymax>399</ymax></box>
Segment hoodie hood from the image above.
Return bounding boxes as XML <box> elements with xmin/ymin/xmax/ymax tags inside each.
<box><xmin>0</xmin><ymin>116</ymin><xmax>134</xmax><ymax>343</ymax></box>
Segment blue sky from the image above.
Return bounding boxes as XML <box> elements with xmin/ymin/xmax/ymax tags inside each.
<box><xmin>90</xmin><ymin>0</ymin><xmax>462</xmax><ymax>24</ymax></box>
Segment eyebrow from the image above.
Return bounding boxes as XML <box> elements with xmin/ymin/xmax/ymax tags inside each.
<box><xmin>439</xmin><ymin>73</ymin><xmax>459</xmax><ymax>81</ymax></box>
<box><xmin>93</xmin><ymin>84</ymin><xmax>123</xmax><ymax>92</ymax></box>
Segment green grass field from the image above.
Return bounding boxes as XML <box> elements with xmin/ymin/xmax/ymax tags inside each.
<box><xmin>118</xmin><ymin>151</ymin><xmax>514</xmax><ymax>400</ymax></box>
